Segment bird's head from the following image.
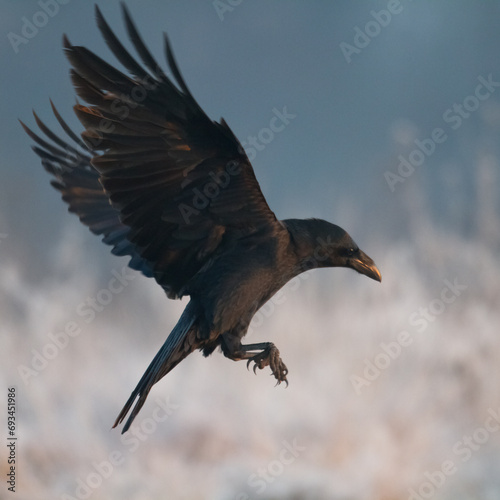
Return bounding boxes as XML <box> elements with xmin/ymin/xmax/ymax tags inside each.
<box><xmin>285</xmin><ymin>218</ymin><xmax>382</xmax><ymax>282</ymax></box>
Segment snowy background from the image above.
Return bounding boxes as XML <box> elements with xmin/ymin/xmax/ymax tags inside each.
<box><xmin>1</xmin><ymin>1</ymin><xmax>500</xmax><ymax>499</ymax></box>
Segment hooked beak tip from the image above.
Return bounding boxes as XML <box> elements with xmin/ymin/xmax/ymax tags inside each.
<box><xmin>351</xmin><ymin>251</ymin><xmax>382</xmax><ymax>283</ymax></box>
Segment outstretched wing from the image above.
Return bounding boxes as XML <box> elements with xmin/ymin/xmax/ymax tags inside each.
<box><xmin>20</xmin><ymin>101</ymin><xmax>154</xmax><ymax>278</ymax></box>
<box><xmin>62</xmin><ymin>4</ymin><xmax>280</xmax><ymax>298</ymax></box>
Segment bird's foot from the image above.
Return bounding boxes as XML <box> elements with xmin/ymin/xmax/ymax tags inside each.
<box><xmin>246</xmin><ymin>344</ymin><xmax>288</xmax><ymax>386</ymax></box>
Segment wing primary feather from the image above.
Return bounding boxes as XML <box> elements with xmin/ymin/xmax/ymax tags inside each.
<box><xmin>20</xmin><ymin>120</ymin><xmax>78</xmax><ymax>160</ymax></box>
<box><xmin>50</xmin><ymin>99</ymin><xmax>90</xmax><ymax>150</ymax></box>
<box><xmin>95</xmin><ymin>5</ymin><xmax>151</xmax><ymax>81</ymax></box>
<box><xmin>121</xmin><ymin>2</ymin><xmax>168</xmax><ymax>82</ymax></box>
<box><xmin>163</xmin><ymin>34</ymin><xmax>191</xmax><ymax>98</ymax></box>
<box><xmin>32</xmin><ymin>110</ymin><xmax>88</xmax><ymax>160</ymax></box>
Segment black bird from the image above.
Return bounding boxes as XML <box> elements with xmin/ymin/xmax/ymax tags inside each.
<box><xmin>22</xmin><ymin>5</ymin><xmax>381</xmax><ymax>433</ymax></box>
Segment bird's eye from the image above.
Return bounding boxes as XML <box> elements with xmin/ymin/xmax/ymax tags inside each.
<box><xmin>347</xmin><ymin>248</ymin><xmax>355</xmax><ymax>257</ymax></box>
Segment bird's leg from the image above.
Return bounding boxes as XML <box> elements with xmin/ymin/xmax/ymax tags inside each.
<box><xmin>221</xmin><ymin>334</ymin><xmax>288</xmax><ymax>385</ymax></box>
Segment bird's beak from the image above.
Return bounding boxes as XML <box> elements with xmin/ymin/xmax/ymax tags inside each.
<box><xmin>350</xmin><ymin>250</ymin><xmax>382</xmax><ymax>282</ymax></box>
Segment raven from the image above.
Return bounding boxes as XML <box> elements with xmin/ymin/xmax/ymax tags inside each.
<box><xmin>22</xmin><ymin>5</ymin><xmax>381</xmax><ymax>433</ymax></box>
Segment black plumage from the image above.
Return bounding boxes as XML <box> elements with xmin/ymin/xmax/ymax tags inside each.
<box><xmin>22</xmin><ymin>4</ymin><xmax>381</xmax><ymax>433</ymax></box>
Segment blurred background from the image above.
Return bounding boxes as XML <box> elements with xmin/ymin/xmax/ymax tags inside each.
<box><xmin>1</xmin><ymin>1</ymin><xmax>500</xmax><ymax>499</ymax></box>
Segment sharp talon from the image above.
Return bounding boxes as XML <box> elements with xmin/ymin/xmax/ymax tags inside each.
<box><xmin>245</xmin><ymin>344</ymin><xmax>289</xmax><ymax>385</ymax></box>
<box><xmin>246</xmin><ymin>359</ymin><xmax>251</xmax><ymax>370</ymax></box>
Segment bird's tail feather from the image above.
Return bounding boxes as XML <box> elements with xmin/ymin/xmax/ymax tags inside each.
<box><xmin>113</xmin><ymin>299</ymin><xmax>199</xmax><ymax>433</ymax></box>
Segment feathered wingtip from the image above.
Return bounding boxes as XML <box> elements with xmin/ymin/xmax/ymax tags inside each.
<box><xmin>163</xmin><ymin>33</ymin><xmax>192</xmax><ymax>98</ymax></box>
<box><xmin>62</xmin><ymin>33</ymin><xmax>72</xmax><ymax>50</ymax></box>
<box><xmin>120</xmin><ymin>2</ymin><xmax>168</xmax><ymax>82</ymax></box>
<box><xmin>19</xmin><ymin>102</ymin><xmax>90</xmax><ymax>162</ymax></box>
<box><xmin>96</xmin><ymin>2</ymin><xmax>194</xmax><ymax>97</ymax></box>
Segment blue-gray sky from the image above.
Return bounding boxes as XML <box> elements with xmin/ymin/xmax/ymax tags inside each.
<box><xmin>2</xmin><ymin>0</ymin><xmax>500</xmax><ymax>280</ymax></box>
